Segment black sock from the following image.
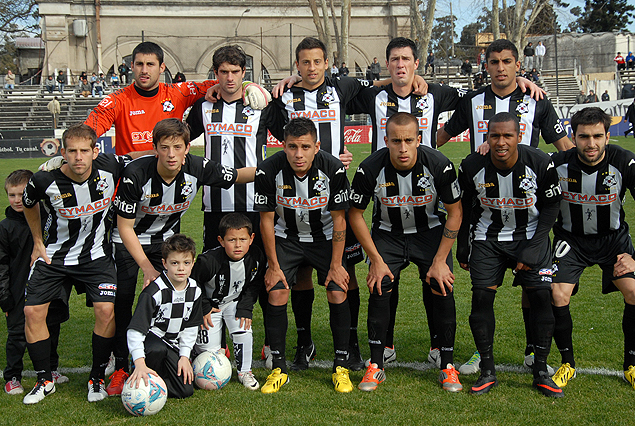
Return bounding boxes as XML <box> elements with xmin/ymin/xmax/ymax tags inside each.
<box><xmin>113</xmin><ymin>295</ymin><xmax>134</xmax><ymax>372</ymax></box>
<box><xmin>525</xmin><ymin>289</ymin><xmax>555</xmax><ymax>378</ymax></box>
<box><xmin>422</xmin><ymin>282</ymin><xmax>438</xmax><ymax>348</ymax></box>
<box><xmin>291</xmin><ymin>289</ymin><xmax>314</xmax><ymax>347</ymax></box>
<box><xmin>522</xmin><ymin>307</ymin><xmax>534</xmax><ymax>356</ymax></box>
<box><xmin>367</xmin><ymin>292</ymin><xmax>391</xmax><ymax>369</ymax></box>
<box><xmin>433</xmin><ymin>292</ymin><xmax>456</xmax><ymax>367</ymax></box>
<box><xmin>258</xmin><ymin>285</ymin><xmax>269</xmax><ymax>346</ymax></box>
<box><xmin>48</xmin><ymin>323</ymin><xmax>61</xmax><ymax>371</ymax></box>
<box><xmin>347</xmin><ymin>288</ymin><xmax>360</xmax><ymax>347</ymax></box>
<box><xmin>385</xmin><ymin>280</ymin><xmax>399</xmax><ymax>348</ymax></box>
<box><xmin>469</xmin><ymin>288</ymin><xmax>496</xmax><ymax>374</ymax></box>
<box><xmin>553</xmin><ymin>304</ymin><xmax>575</xmax><ymax>367</ymax></box>
<box><xmin>266</xmin><ymin>303</ymin><xmax>288</xmax><ymax>373</ymax></box>
<box><xmin>329</xmin><ymin>299</ymin><xmax>351</xmax><ymax>371</ymax></box>
<box><xmin>623</xmin><ymin>302</ymin><xmax>635</xmax><ymax>370</ymax></box>
<box><xmin>91</xmin><ymin>333</ymin><xmax>114</xmax><ymax>380</ymax></box>
<box><xmin>27</xmin><ymin>338</ymin><xmax>52</xmax><ymax>382</ymax></box>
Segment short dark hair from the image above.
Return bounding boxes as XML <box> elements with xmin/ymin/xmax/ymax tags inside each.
<box><xmin>132</xmin><ymin>41</ymin><xmax>164</xmax><ymax>65</ymax></box>
<box><xmin>295</xmin><ymin>37</ymin><xmax>327</xmax><ymax>62</ymax></box>
<box><xmin>571</xmin><ymin>107</ymin><xmax>611</xmax><ymax>134</ymax></box>
<box><xmin>485</xmin><ymin>39</ymin><xmax>519</xmax><ymax>61</ymax></box>
<box><xmin>152</xmin><ymin>118</ymin><xmax>190</xmax><ymax>147</ymax></box>
<box><xmin>162</xmin><ymin>233</ymin><xmax>196</xmax><ymax>260</ymax></box>
<box><xmin>219</xmin><ymin>213</ymin><xmax>253</xmax><ymax>238</ymax></box>
<box><xmin>4</xmin><ymin>169</ymin><xmax>32</xmax><ymax>192</ymax></box>
<box><xmin>385</xmin><ymin>112</ymin><xmax>419</xmax><ymax>136</ymax></box>
<box><xmin>385</xmin><ymin>37</ymin><xmax>418</xmax><ymax>62</ymax></box>
<box><xmin>487</xmin><ymin>112</ymin><xmax>520</xmax><ymax>134</ymax></box>
<box><xmin>284</xmin><ymin>117</ymin><xmax>317</xmax><ymax>143</ymax></box>
<box><xmin>213</xmin><ymin>45</ymin><xmax>247</xmax><ymax>72</ymax></box>
<box><xmin>62</xmin><ymin>123</ymin><xmax>97</xmax><ymax>149</ymax></box>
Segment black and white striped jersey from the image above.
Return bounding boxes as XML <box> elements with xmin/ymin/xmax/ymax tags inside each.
<box><xmin>22</xmin><ymin>154</ymin><xmax>130</xmax><ymax>266</ymax></box>
<box><xmin>459</xmin><ymin>145</ymin><xmax>562</xmax><ymax>241</ymax></box>
<box><xmin>127</xmin><ymin>272</ymin><xmax>202</xmax><ymax>354</ymax></box>
<box><xmin>253</xmin><ymin>150</ymin><xmax>350</xmax><ymax>242</ymax></box>
<box><xmin>274</xmin><ymin>76</ymin><xmax>371</xmax><ymax>156</ymax></box>
<box><xmin>552</xmin><ymin>145</ymin><xmax>635</xmax><ymax>236</ymax></box>
<box><xmin>113</xmin><ymin>154</ymin><xmax>237</xmax><ymax>245</ymax></box>
<box><xmin>190</xmin><ymin>245</ymin><xmax>266</xmax><ymax>319</ymax></box>
<box><xmin>350</xmin><ymin>146</ymin><xmax>461</xmax><ymax>234</ymax></box>
<box><xmin>186</xmin><ymin>98</ymin><xmax>285</xmax><ymax>213</ymax></box>
<box><xmin>443</xmin><ymin>86</ymin><xmax>567</xmax><ymax>152</ymax></box>
<box><xmin>347</xmin><ymin>83</ymin><xmax>465</xmax><ymax>150</ymax></box>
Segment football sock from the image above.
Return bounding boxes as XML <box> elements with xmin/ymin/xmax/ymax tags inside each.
<box><xmin>433</xmin><ymin>292</ymin><xmax>456</xmax><ymax>367</ymax></box>
<box><xmin>469</xmin><ymin>288</ymin><xmax>496</xmax><ymax>373</ymax></box>
<box><xmin>113</xmin><ymin>290</ymin><xmax>135</xmax><ymax>372</ymax></box>
<box><xmin>385</xmin><ymin>280</ymin><xmax>399</xmax><ymax>348</ymax></box>
<box><xmin>522</xmin><ymin>306</ymin><xmax>534</xmax><ymax>356</ymax></box>
<box><xmin>623</xmin><ymin>302</ymin><xmax>635</xmax><ymax>370</ymax></box>
<box><xmin>258</xmin><ymin>284</ymin><xmax>269</xmax><ymax>346</ymax></box>
<box><xmin>329</xmin><ymin>299</ymin><xmax>351</xmax><ymax>371</ymax></box>
<box><xmin>27</xmin><ymin>337</ymin><xmax>52</xmax><ymax>382</ymax></box>
<box><xmin>91</xmin><ymin>333</ymin><xmax>115</xmax><ymax>380</ymax></box>
<box><xmin>48</xmin><ymin>322</ymin><xmax>61</xmax><ymax>371</ymax></box>
<box><xmin>291</xmin><ymin>289</ymin><xmax>314</xmax><ymax>347</ymax></box>
<box><xmin>422</xmin><ymin>281</ymin><xmax>438</xmax><ymax>348</ymax></box>
<box><xmin>347</xmin><ymin>287</ymin><xmax>360</xmax><ymax>346</ymax></box>
<box><xmin>552</xmin><ymin>304</ymin><xmax>575</xmax><ymax>367</ymax></box>
<box><xmin>367</xmin><ymin>291</ymin><xmax>391</xmax><ymax>369</ymax></box>
<box><xmin>266</xmin><ymin>302</ymin><xmax>288</xmax><ymax>373</ymax></box>
<box><xmin>525</xmin><ymin>289</ymin><xmax>555</xmax><ymax>378</ymax></box>
<box><xmin>231</xmin><ymin>330</ymin><xmax>253</xmax><ymax>373</ymax></box>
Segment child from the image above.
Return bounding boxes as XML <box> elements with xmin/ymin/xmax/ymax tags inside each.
<box><xmin>0</xmin><ymin>170</ymin><xmax>69</xmax><ymax>395</ymax></box>
<box><xmin>127</xmin><ymin>234</ymin><xmax>202</xmax><ymax>398</ymax></box>
<box><xmin>191</xmin><ymin>213</ymin><xmax>266</xmax><ymax>390</ymax></box>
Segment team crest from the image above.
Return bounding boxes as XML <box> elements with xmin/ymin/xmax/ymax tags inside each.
<box><xmin>416</xmin><ymin>97</ymin><xmax>429</xmax><ymax>110</ymax></box>
<box><xmin>162</xmin><ymin>99</ymin><xmax>175</xmax><ymax>112</ymax></box>
<box><xmin>603</xmin><ymin>174</ymin><xmax>617</xmax><ymax>188</ymax></box>
<box><xmin>519</xmin><ymin>176</ymin><xmax>536</xmax><ymax>192</ymax></box>
<box><xmin>314</xmin><ymin>180</ymin><xmax>327</xmax><ymax>192</ymax></box>
<box><xmin>516</xmin><ymin>102</ymin><xmax>529</xmax><ymax>115</ymax></box>
<box><xmin>95</xmin><ymin>177</ymin><xmax>109</xmax><ymax>192</ymax></box>
<box><xmin>181</xmin><ymin>181</ymin><xmax>194</xmax><ymax>196</ymax></box>
<box><xmin>417</xmin><ymin>175</ymin><xmax>431</xmax><ymax>189</ymax></box>
<box><xmin>322</xmin><ymin>93</ymin><xmax>335</xmax><ymax>103</ymax></box>
<box><xmin>242</xmin><ymin>106</ymin><xmax>255</xmax><ymax>116</ymax></box>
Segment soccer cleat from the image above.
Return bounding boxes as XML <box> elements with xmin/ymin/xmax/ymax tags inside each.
<box><xmin>290</xmin><ymin>342</ymin><xmax>316</xmax><ymax>371</ymax></box>
<box><xmin>347</xmin><ymin>343</ymin><xmax>365</xmax><ymax>371</ymax></box>
<box><xmin>5</xmin><ymin>377</ymin><xmax>24</xmax><ymax>395</ymax></box>
<box><xmin>552</xmin><ymin>363</ymin><xmax>576</xmax><ymax>388</ymax></box>
<box><xmin>262</xmin><ymin>345</ymin><xmax>273</xmax><ymax>370</ymax></box>
<box><xmin>104</xmin><ymin>352</ymin><xmax>115</xmax><ymax>377</ymax></box>
<box><xmin>23</xmin><ymin>379</ymin><xmax>55</xmax><ymax>404</ymax></box>
<box><xmin>358</xmin><ymin>363</ymin><xmax>386</xmax><ymax>392</ymax></box>
<box><xmin>224</xmin><ymin>345</ymin><xmax>231</xmax><ymax>359</ymax></box>
<box><xmin>106</xmin><ymin>368</ymin><xmax>129</xmax><ymax>396</ymax></box>
<box><xmin>439</xmin><ymin>364</ymin><xmax>463</xmax><ymax>392</ymax></box>
<box><xmin>87</xmin><ymin>378</ymin><xmax>108</xmax><ymax>402</ymax></box>
<box><xmin>51</xmin><ymin>371</ymin><xmax>69</xmax><ymax>384</ymax></box>
<box><xmin>428</xmin><ymin>348</ymin><xmax>441</xmax><ymax>369</ymax></box>
<box><xmin>364</xmin><ymin>346</ymin><xmax>397</xmax><ymax>367</ymax></box>
<box><xmin>523</xmin><ymin>352</ymin><xmax>555</xmax><ymax>375</ymax></box>
<box><xmin>533</xmin><ymin>371</ymin><xmax>564</xmax><ymax>398</ymax></box>
<box><xmin>623</xmin><ymin>365</ymin><xmax>635</xmax><ymax>390</ymax></box>
<box><xmin>261</xmin><ymin>368</ymin><xmax>289</xmax><ymax>394</ymax></box>
<box><xmin>470</xmin><ymin>370</ymin><xmax>498</xmax><ymax>395</ymax></box>
<box><xmin>459</xmin><ymin>350</ymin><xmax>481</xmax><ymax>375</ymax></box>
<box><xmin>332</xmin><ymin>366</ymin><xmax>353</xmax><ymax>393</ymax></box>
<box><xmin>238</xmin><ymin>371</ymin><xmax>260</xmax><ymax>391</ymax></box>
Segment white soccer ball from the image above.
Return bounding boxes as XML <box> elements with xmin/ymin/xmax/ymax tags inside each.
<box><xmin>192</xmin><ymin>351</ymin><xmax>232</xmax><ymax>390</ymax></box>
<box><xmin>121</xmin><ymin>373</ymin><xmax>168</xmax><ymax>416</ymax></box>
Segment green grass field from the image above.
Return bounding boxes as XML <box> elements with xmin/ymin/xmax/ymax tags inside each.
<box><xmin>0</xmin><ymin>139</ymin><xmax>634</xmax><ymax>425</ymax></box>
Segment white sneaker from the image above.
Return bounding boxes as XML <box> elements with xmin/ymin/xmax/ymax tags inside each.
<box><xmin>523</xmin><ymin>352</ymin><xmax>555</xmax><ymax>375</ymax></box>
<box><xmin>51</xmin><ymin>371</ymin><xmax>69</xmax><ymax>384</ymax></box>
<box><xmin>5</xmin><ymin>377</ymin><xmax>24</xmax><ymax>395</ymax></box>
<box><xmin>87</xmin><ymin>378</ymin><xmax>108</xmax><ymax>402</ymax></box>
<box><xmin>23</xmin><ymin>379</ymin><xmax>55</xmax><ymax>404</ymax></box>
<box><xmin>104</xmin><ymin>352</ymin><xmax>115</xmax><ymax>377</ymax></box>
<box><xmin>428</xmin><ymin>348</ymin><xmax>441</xmax><ymax>368</ymax></box>
<box><xmin>458</xmin><ymin>350</ymin><xmax>481</xmax><ymax>375</ymax></box>
<box><xmin>262</xmin><ymin>345</ymin><xmax>273</xmax><ymax>370</ymax></box>
<box><xmin>238</xmin><ymin>371</ymin><xmax>260</xmax><ymax>390</ymax></box>
<box><xmin>364</xmin><ymin>346</ymin><xmax>397</xmax><ymax>368</ymax></box>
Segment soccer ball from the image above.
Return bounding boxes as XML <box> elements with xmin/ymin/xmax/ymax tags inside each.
<box><xmin>193</xmin><ymin>351</ymin><xmax>232</xmax><ymax>390</ymax></box>
<box><xmin>121</xmin><ymin>373</ymin><xmax>168</xmax><ymax>416</ymax></box>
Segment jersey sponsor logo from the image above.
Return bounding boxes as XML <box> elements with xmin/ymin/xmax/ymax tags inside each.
<box><xmin>129</xmin><ymin>109</ymin><xmax>145</xmax><ymax>116</ymax></box>
<box><xmin>131</xmin><ymin>130</ymin><xmax>153</xmax><ymax>145</ymax></box>
<box><xmin>378</xmin><ymin>182</ymin><xmax>395</xmax><ymax>188</ymax></box>
<box><xmin>333</xmin><ymin>189</ymin><xmax>349</xmax><ymax>204</ymax></box>
<box><xmin>205</xmin><ymin>109</ymin><xmax>220</xmax><ymax>114</ymax></box>
<box><xmin>477</xmin><ymin>120</ymin><xmax>488</xmax><ymax>133</ymax></box>
<box><xmin>380</xmin><ymin>101</ymin><xmax>396</xmax><ymax>107</ymax></box>
<box><xmin>289</xmin><ymin>109</ymin><xmax>337</xmax><ymax>122</ymax></box>
<box><xmin>603</xmin><ymin>174</ymin><xmax>617</xmax><ymax>188</ymax></box>
<box><xmin>475</xmin><ymin>105</ymin><xmax>492</xmax><ymax>110</ymax></box>
<box><xmin>277</xmin><ymin>184</ymin><xmax>292</xmax><ymax>189</ymax></box>
<box><xmin>145</xmin><ymin>193</ymin><xmax>160</xmax><ymax>198</ymax></box>
<box><xmin>350</xmin><ymin>190</ymin><xmax>363</xmax><ymax>204</ymax></box>
<box><xmin>554</xmin><ymin>121</ymin><xmax>564</xmax><ymax>134</ymax></box>
<box><xmin>114</xmin><ymin>197</ymin><xmax>136</xmax><ymax>215</ymax></box>
<box><xmin>277</xmin><ymin>195</ymin><xmax>328</xmax><ymax>210</ymax></box>
<box><xmin>141</xmin><ymin>201</ymin><xmax>190</xmax><ymax>214</ymax></box>
<box><xmin>162</xmin><ymin>99</ymin><xmax>175</xmax><ymax>112</ymax></box>
<box><xmin>287</xmin><ymin>98</ymin><xmax>302</xmax><ymax>104</ymax></box>
<box><xmin>559</xmin><ymin>177</ymin><xmax>577</xmax><ymax>183</ymax></box>
<box><xmin>98</xmin><ymin>283</ymin><xmax>117</xmax><ymax>290</ymax></box>
<box><xmin>205</xmin><ymin>122</ymin><xmax>253</xmax><ymax>137</ymax></box>
<box><xmin>380</xmin><ymin>194</ymin><xmax>435</xmax><ymax>207</ymax></box>
<box><xmin>480</xmin><ymin>196</ymin><xmax>535</xmax><ymax>209</ymax></box>
<box><xmin>58</xmin><ymin>198</ymin><xmax>110</xmax><ymax>218</ymax></box>
<box><xmin>478</xmin><ymin>182</ymin><xmax>495</xmax><ymax>188</ymax></box>
<box><xmin>544</xmin><ymin>184</ymin><xmax>562</xmax><ymax>198</ymax></box>
<box><xmin>53</xmin><ymin>192</ymin><xmax>73</xmax><ymax>200</ymax></box>
<box><xmin>562</xmin><ymin>191</ymin><xmax>617</xmax><ymax>205</ymax></box>
<box><xmin>254</xmin><ymin>193</ymin><xmax>267</xmax><ymax>204</ymax></box>
<box><xmin>98</xmin><ymin>98</ymin><xmax>113</xmax><ymax>108</ymax></box>
<box><xmin>538</xmin><ymin>268</ymin><xmax>553</xmax><ymax>276</ymax></box>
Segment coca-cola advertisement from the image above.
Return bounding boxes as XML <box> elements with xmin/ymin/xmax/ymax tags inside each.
<box><xmin>267</xmin><ymin>125</ymin><xmax>371</xmax><ymax>147</ymax></box>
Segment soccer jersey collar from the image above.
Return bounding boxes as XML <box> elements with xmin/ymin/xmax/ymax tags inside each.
<box><xmin>133</xmin><ymin>83</ymin><xmax>159</xmax><ymax>98</ymax></box>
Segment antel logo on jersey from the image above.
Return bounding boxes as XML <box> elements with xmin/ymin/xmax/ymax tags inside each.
<box><xmin>141</xmin><ymin>201</ymin><xmax>190</xmax><ymax>214</ymax></box>
<box><xmin>129</xmin><ymin>109</ymin><xmax>146</xmax><ymax>116</ymax></box>
<box><xmin>381</xmin><ymin>194</ymin><xmax>434</xmax><ymax>207</ymax></box>
<box><xmin>480</xmin><ymin>197</ymin><xmax>535</xmax><ymax>208</ymax></box>
<box><xmin>562</xmin><ymin>191</ymin><xmax>617</xmax><ymax>205</ymax></box>
<box><xmin>206</xmin><ymin>123</ymin><xmax>253</xmax><ymax>137</ymax></box>
<box><xmin>290</xmin><ymin>109</ymin><xmax>337</xmax><ymax>122</ymax></box>
<box><xmin>59</xmin><ymin>198</ymin><xmax>110</xmax><ymax>218</ymax></box>
<box><xmin>277</xmin><ymin>195</ymin><xmax>328</xmax><ymax>210</ymax></box>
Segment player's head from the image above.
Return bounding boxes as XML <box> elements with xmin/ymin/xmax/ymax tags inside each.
<box><xmin>162</xmin><ymin>234</ymin><xmax>196</xmax><ymax>287</ymax></box>
<box><xmin>484</xmin><ymin>39</ymin><xmax>520</xmax><ymax>93</ymax></box>
<box><xmin>485</xmin><ymin>39</ymin><xmax>519</xmax><ymax>61</ymax></box>
<box><xmin>152</xmin><ymin>118</ymin><xmax>191</xmax><ymax>177</ymax></box>
<box><xmin>283</xmin><ymin>117</ymin><xmax>320</xmax><ymax>177</ymax></box>
<box><xmin>385</xmin><ymin>37</ymin><xmax>419</xmax><ymax>88</ymax></box>
<box><xmin>218</xmin><ymin>213</ymin><xmax>255</xmax><ymax>261</ymax></box>
<box><xmin>131</xmin><ymin>41</ymin><xmax>166</xmax><ymax>91</ymax></box>
<box><xmin>60</xmin><ymin>124</ymin><xmax>99</xmax><ymax>181</ymax></box>
<box><xmin>213</xmin><ymin>45</ymin><xmax>247</xmax><ymax>99</ymax></box>
<box><xmin>570</xmin><ymin>107</ymin><xmax>611</xmax><ymax>166</ymax></box>
<box><xmin>295</xmin><ymin>37</ymin><xmax>328</xmax><ymax>90</ymax></box>
<box><xmin>486</xmin><ymin>112</ymin><xmax>521</xmax><ymax>169</ymax></box>
<box><xmin>5</xmin><ymin>169</ymin><xmax>33</xmax><ymax>213</ymax></box>
<box><xmin>384</xmin><ymin>112</ymin><xmax>420</xmax><ymax>171</ymax></box>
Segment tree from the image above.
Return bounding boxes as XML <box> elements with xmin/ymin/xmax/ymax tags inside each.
<box><xmin>306</xmin><ymin>0</ymin><xmax>351</xmax><ymax>66</ymax></box>
<box><xmin>0</xmin><ymin>0</ymin><xmax>38</xmax><ymax>34</ymax></box>
<box><xmin>430</xmin><ymin>15</ymin><xmax>457</xmax><ymax>58</ymax></box>
<box><xmin>573</xmin><ymin>0</ymin><xmax>635</xmax><ymax>33</ymax></box>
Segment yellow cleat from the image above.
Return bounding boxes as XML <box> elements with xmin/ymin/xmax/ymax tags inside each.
<box><xmin>552</xmin><ymin>363</ymin><xmax>576</xmax><ymax>388</ymax></box>
<box><xmin>624</xmin><ymin>365</ymin><xmax>635</xmax><ymax>390</ymax></box>
<box><xmin>332</xmin><ymin>366</ymin><xmax>353</xmax><ymax>393</ymax></box>
<box><xmin>261</xmin><ymin>368</ymin><xmax>289</xmax><ymax>394</ymax></box>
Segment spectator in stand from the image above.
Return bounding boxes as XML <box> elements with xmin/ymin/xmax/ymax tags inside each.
<box><xmin>461</xmin><ymin>59</ymin><xmax>473</xmax><ymax>77</ymax></box>
<box><xmin>615</xmin><ymin>52</ymin><xmax>626</xmax><ymax>71</ymax></box>
<box><xmin>370</xmin><ymin>57</ymin><xmax>381</xmax><ymax>80</ymax></box>
<box><xmin>79</xmin><ymin>77</ymin><xmax>91</xmax><ymax>98</ymax></box>
<box><xmin>118</xmin><ymin>61</ymin><xmax>130</xmax><ymax>85</ymax></box>
<box><xmin>530</xmin><ymin>68</ymin><xmax>540</xmax><ymax>82</ymax></box>
<box><xmin>56</xmin><ymin>71</ymin><xmax>65</xmax><ymax>95</ymax></box>
<box><xmin>585</xmin><ymin>90</ymin><xmax>598</xmax><ymax>103</ymax></box>
<box><xmin>602</xmin><ymin>90</ymin><xmax>610</xmax><ymax>102</ymax></box>
<box><xmin>45</xmin><ymin>76</ymin><xmax>55</xmax><ymax>94</ymax></box>
<box><xmin>79</xmin><ymin>71</ymin><xmax>87</xmax><ymax>83</ymax></box>
<box><xmin>172</xmin><ymin>72</ymin><xmax>186</xmax><ymax>83</ymax></box>
<box><xmin>625</xmin><ymin>98</ymin><xmax>635</xmax><ymax>137</ymax></box>
<box><xmin>426</xmin><ymin>52</ymin><xmax>435</xmax><ymax>75</ymax></box>
<box><xmin>365</xmin><ymin>65</ymin><xmax>372</xmax><ymax>80</ymax></box>
<box><xmin>535</xmin><ymin>41</ymin><xmax>546</xmax><ymax>71</ymax></box>
<box><xmin>330</xmin><ymin>63</ymin><xmax>338</xmax><ymax>77</ymax></box>
<box><xmin>90</xmin><ymin>72</ymin><xmax>97</xmax><ymax>92</ymax></box>
<box><xmin>477</xmin><ymin>48</ymin><xmax>486</xmax><ymax>72</ymax></box>
<box><xmin>473</xmin><ymin>72</ymin><xmax>484</xmax><ymax>89</ymax></box>
<box><xmin>520</xmin><ymin>67</ymin><xmax>531</xmax><ymax>80</ymax></box>
<box><xmin>47</xmin><ymin>96</ymin><xmax>61</xmax><ymax>129</ymax></box>
<box><xmin>576</xmin><ymin>90</ymin><xmax>587</xmax><ymax>104</ymax></box>
<box><xmin>523</xmin><ymin>42</ymin><xmax>535</xmax><ymax>70</ymax></box>
<box><xmin>339</xmin><ymin>62</ymin><xmax>349</xmax><ymax>77</ymax></box>
<box><xmin>92</xmin><ymin>73</ymin><xmax>106</xmax><ymax>97</ymax></box>
<box><xmin>627</xmin><ymin>52</ymin><xmax>635</xmax><ymax>70</ymax></box>
<box><xmin>4</xmin><ymin>70</ymin><xmax>15</xmax><ymax>93</ymax></box>
<box><xmin>110</xmin><ymin>73</ymin><xmax>120</xmax><ymax>88</ymax></box>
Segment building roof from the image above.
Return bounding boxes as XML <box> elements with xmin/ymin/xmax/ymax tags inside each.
<box><xmin>15</xmin><ymin>38</ymin><xmax>44</xmax><ymax>50</ymax></box>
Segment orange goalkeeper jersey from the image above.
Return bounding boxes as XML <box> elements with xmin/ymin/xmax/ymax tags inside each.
<box><xmin>85</xmin><ymin>80</ymin><xmax>218</xmax><ymax>155</ymax></box>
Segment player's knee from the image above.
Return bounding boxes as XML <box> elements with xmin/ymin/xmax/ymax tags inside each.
<box><xmin>93</xmin><ymin>302</ymin><xmax>115</xmax><ymax>325</ymax></box>
<box><xmin>268</xmin><ymin>289</ymin><xmax>289</xmax><ymax>306</ymax></box>
<box><xmin>326</xmin><ymin>289</ymin><xmax>346</xmax><ymax>304</ymax></box>
<box><xmin>551</xmin><ymin>283</ymin><xmax>574</xmax><ymax>306</ymax></box>
<box><xmin>24</xmin><ymin>304</ymin><xmax>47</xmax><ymax>325</ymax></box>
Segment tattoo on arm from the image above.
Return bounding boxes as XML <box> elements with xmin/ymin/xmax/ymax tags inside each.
<box><xmin>443</xmin><ymin>227</ymin><xmax>458</xmax><ymax>239</ymax></box>
<box><xmin>333</xmin><ymin>230</ymin><xmax>346</xmax><ymax>242</ymax></box>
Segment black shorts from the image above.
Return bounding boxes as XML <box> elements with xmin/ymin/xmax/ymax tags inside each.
<box><xmin>469</xmin><ymin>240</ymin><xmax>552</xmax><ymax>289</ymax></box>
<box><xmin>114</xmin><ymin>242</ymin><xmax>163</xmax><ymax>296</ymax></box>
<box><xmin>25</xmin><ymin>256</ymin><xmax>117</xmax><ymax>306</ymax></box>
<box><xmin>272</xmin><ymin>237</ymin><xmax>346</xmax><ymax>292</ymax></box>
<box><xmin>371</xmin><ymin>227</ymin><xmax>451</xmax><ymax>293</ymax></box>
<box><xmin>203</xmin><ymin>211</ymin><xmax>263</xmax><ymax>252</ymax></box>
<box><xmin>552</xmin><ymin>227</ymin><xmax>635</xmax><ymax>294</ymax></box>
<box><xmin>344</xmin><ymin>211</ymin><xmax>364</xmax><ymax>265</ymax></box>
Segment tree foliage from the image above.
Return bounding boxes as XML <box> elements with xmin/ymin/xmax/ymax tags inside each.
<box><xmin>0</xmin><ymin>0</ymin><xmax>38</xmax><ymax>34</ymax></box>
<box><xmin>430</xmin><ymin>15</ymin><xmax>457</xmax><ymax>58</ymax></box>
<box><xmin>568</xmin><ymin>0</ymin><xmax>634</xmax><ymax>33</ymax></box>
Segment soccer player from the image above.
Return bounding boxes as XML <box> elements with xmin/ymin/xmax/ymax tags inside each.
<box><xmin>457</xmin><ymin>112</ymin><xmax>563</xmax><ymax>397</ymax></box>
<box><xmin>21</xmin><ymin>124</ymin><xmax>132</xmax><ymax>404</ymax></box>
<box><xmin>549</xmin><ymin>107</ymin><xmax>635</xmax><ymax>390</ymax></box>
<box><xmin>254</xmin><ymin>117</ymin><xmax>352</xmax><ymax>393</ymax></box>
<box><xmin>108</xmin><ymin>118</ymin><xmax>254</xmax><ymax>395</ymax></box>
<box><xmin>190</xmin><ymin>213</ymin><xmax>266</xmax><ymax>390</ymax></box>
<box><xmin>127</xmin><ymin>234</ymin><xmax>201</xmax><ymax>399</ymax></box>
<box><xmin>349</xmin><ymin>112</ymin><xmax>462</xmax><ymax>392</ymax></box>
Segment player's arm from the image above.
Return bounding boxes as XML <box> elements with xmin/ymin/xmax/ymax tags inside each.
<box><xmin>23</xmin><ymin>202</ymin><xmax>49</xmax><ymax>266</ymax></box>
<box><xmin>325</xmin><ymin>209</ymin><xmax>349</xmax><ymax>291</ymax></box>
<box><xmin>236</xmin><ymin>167</ymin><xmax>256</xmax><ymax>184</ymax></box>
<box><xmin>426</xmin><ymin>200</ymin><xmax>462</xmax><ymax>296</ymax></box>
<box><xmin>117</xmin><ymin>216</ymin><xmax>161</xmax><ymax>288</ymax></box>
<box><xmin>84</xmin><ymin>95</ymin><xmax>117</xmax><ymax>137</ymax></box>
<box><xmin>552</xmin><ymin>136</ymin><xmax>574</xmax><ymax>151</ymax></box>
<box><xmin>517</xmin><ymin>76</ymin><xmax>545</xmax><ymax>100</ymax></box>
<box><xmin>456</xmin><ymin>164</ymin><xmax>474</xmax><ymax>270</ymax></box>
<box><xmin>177</xmin><ymin>324</ymin><xmax>197</xmax><ymax>384</ymax></box>
<box><xmin>437</xmin><ymin>96</ymin><xmax>470</xmax><ymax>148</ymax></box>
<box><xmin>260</xmin><ymin>211</ymin><xmax>287</xmax><ymax>291</ymax></box>
<box><xmin>0</xmin><ymin>228</ymin><xmax>12</xmax><ymax>311</ymax></box>
<box><xmin>614</xmin><ymin>253</ymin><xmax>635</xmax><ymax>277</ymax></box>
<box><xmin>127</xmin><ymin>291</ymin><xmax>159</xmax><ymax>387</ymax></box>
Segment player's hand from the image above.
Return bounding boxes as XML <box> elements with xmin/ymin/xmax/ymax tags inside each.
<box><xmin>517</xmin><ymin>77</ymin><xmax>545</xmax><ymax>100</ymax></box>
<box><xmin>201</xmin><ymin>307</ymin><xmax>220</xmax><ymax>330</ymax></box>
<box><xmin>129</xmin><ymin>361</ymin><xmax>157</xmax><ymax>388</ymax></box>
<box><xmin>38</xmin><ymin>156</ymin><xmax>65</xmax><ymax>172</ymax></box>
<box><xmin>339</xmin><ymin>146</ymin><xmax>353</xmax><ymax>169</ymax></box>
<box><xmin>30</xmin><ymin>241</ymin><xmax>50</xmax><ymax>266</ymax></box>
<box><xmin>514</xmin><ymin>262</ymin><xmax>531</xmax><ymax>273</ymax></box>
<box><xmin>325</xmin><ymin>264</ymin><xmax>349</xmax><ymax>292</ymax></box>
<box><xmin>238</xmin><ymin>317</ymin><xmax>252</xmax><ymax>330</ymax></box>
<box><xmin>459</xmin><ymin>262</ymin><xmax>470</xmax><ymax>271</ymax></box>
<box><xmin>412</xmin><ymin>74</ymin><xmax>428</xmax><ymax>95</ymax></box>
<box><xmin>142</xmin><ymin>267</ymin><xmax>161</xmax><ymax>289</ymax></box>
<box><xmin>367</xmin><ymin>258</ymin><xmax>393</xmax><ymax>295</ymax></box>
<box><xmin>242</xmin><ymin>82</ymin><xmax>272</xmax><ymax>110</ymax></box>
<box><xmin>205</xmin><ymin>84</ymin><xmax>221</xmax><ymax>103</ymax></box>
<box><xmin>265</xmin><ymin>266</ymin><xmax>287</xmax><ymax>291</ymax></box>
<box><xmin>272</xmin><ymin>75</ymin><xmax>302</xmax><ymax>98</ymax></box>
<box><xmin>426</xmin><ymin>260</ymin><xmax>455</xmax><ymax>296</ymax></box>
<box><xmin>177</xmin><ymin>356</ymin><xmax>193</xmax><ymax>384</ymax></box>
<box><xmin>614</xmin><ymin>253</ymin><xmax>635</xmax><ymax>277</ymax></box>
<box><xmin>476</xmin><ymin>142</ymin><xmax>490</xmax><ymax>155</ymax></box>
